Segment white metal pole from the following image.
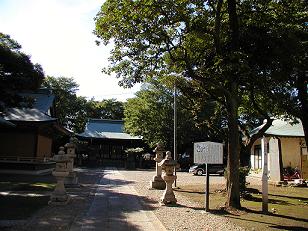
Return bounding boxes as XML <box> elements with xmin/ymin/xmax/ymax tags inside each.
<box><xmin>205</xmin><ymin>163</ymin><xmax>210</xmax><ymax>211</ymax></box>
<box><xmin>174</xmin><ymin>83</ymin><xmax>177</xmax><ymax>187</ymax></box>
<box><xmin>261</xmin><ymin>137</ymin><xmax>268</xmax><ymax>213</ymax></box>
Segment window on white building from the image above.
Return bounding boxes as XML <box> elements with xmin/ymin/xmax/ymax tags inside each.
<box><xmin>254</xmin><ymin>145</ymin><xmax>262</xmax><ymax>169</ymax></box>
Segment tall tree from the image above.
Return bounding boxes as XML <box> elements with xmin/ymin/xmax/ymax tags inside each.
<box><xmin>87</xmin><ymin>98</ymin><xmax>124</xmax><ymax>120</ymax></box>
<box><xmin>95</xmin><ymin>0</ymin><xmax>244</xmax><ymax>208</ymax></box>
<box><xmin>237</xmin><ymin>0</ymin><xmax>308</xmax><ymax>159</ymax></box>
<box><xmin>42</xmin><ymin>76</ymin><xmax>88</xmax><ymax>132</ymax></box>
<box><xmin>125</xmin><ymin>82</ymin><xmax>221</xmax><ymax>152</ymax></box>
<box><xmin>94</xmin><ymin>0</ymin><xmax>306</xmax><ymax>209</ymax></box>
<box><xmin>124</xmin><ymin>84</ymin><xmax>173</xmax><ymax>148</ymax></box>
<box><xmin>0</xmin><ymin>32</ymin><xmax>44</xmax><ymax>112</ymax></box>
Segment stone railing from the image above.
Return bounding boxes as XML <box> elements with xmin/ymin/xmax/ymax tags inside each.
<box><xmin>0</xmin><ymin>156</ymin><xmax>54</xmax><ymax>163</ymax></box>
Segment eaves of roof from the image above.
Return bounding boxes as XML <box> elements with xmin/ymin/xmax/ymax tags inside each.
<box><xmin>77</xmin><ymin>131</ymin><xmax>142</xmax><ymax>140</ymax></box>
<box><xmin>250</xmin><ymin>119</ymin><xmax>304</xmax><ymax>137</ymax></box>
<box><xmin>4</xmin><ymin>108</ymin><xmax>56</xmax><ymax>122</ymax></box>
<box><xmin>0</xmin><ymin>117</ymin><xmax>16</xmax><ymax>127</ymax></box>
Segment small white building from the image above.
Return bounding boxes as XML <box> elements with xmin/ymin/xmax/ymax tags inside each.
<box><xmin>250</xmin><ymin>119</ymin><xmax>307</xmax><ymax>182</ymax></box>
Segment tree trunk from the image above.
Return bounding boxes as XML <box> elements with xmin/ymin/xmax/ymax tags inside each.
<box><xmin>297</xmin><ymin>71</ymin><xmax>308</xmax><ymax>147</ymax></box>
<box><xmin>226</xmin><ymin>87</ymin><xmax>241</xmax><ymax>209</ymax></box>
<box><xmin>225</xmin><ymin>0</ymin><xmax>241</xmax><ymax>209</ymax></box>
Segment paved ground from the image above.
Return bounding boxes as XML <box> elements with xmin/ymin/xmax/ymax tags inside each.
<box><xmin>1</xmin><ymin>167</ymin><xmax>244</xmax><ymax>231</ymax></box>
<box><xmin>70</xmin><ymin>168</ymin><xmax>166</xmax><ymax>231</ymax></box>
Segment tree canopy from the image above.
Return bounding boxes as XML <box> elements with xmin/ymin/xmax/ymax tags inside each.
<box><xmin>88</xmin><ymin>98</ymin><xmax>124</xmax><ymax>120</ymax></box>
<box><xmin>42</xmin><ymin>76</ymin><xmax>125</xmax><ymax>133</ymax></box>
<box><xmin>0</xmin><ymin>32</ymin><xmax>44</xmax><ymax>112</ymax></box>
<box><xmin>125</xmin><ymin>81</ymin><xmax>226</xmax><ymax>151</ymax></box>
<box><xmin>95</xmin><ymin>0</ymin><xmax>307</xmax><ymax>209</ymax></box>
<box><xmin>42</xmin><ymin>76</ymin><xmax>83</xmax><ymax>132</ymax></box>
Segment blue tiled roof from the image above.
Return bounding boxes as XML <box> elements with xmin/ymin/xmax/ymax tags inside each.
<box><xmin>78</xmin><ymin>119</ymin><xmax>142</xmax><ymax>140</ymax></box>
<box><xmin>4</xmin><ymin>108</ymin><xmax>56</xmax><ymax>122</ymax></box>
<box><xmin>87</xmin><ymin>119</ymin><xmax>124</xmax><ymax>133</ymax></box>
<box><xmin>4</xmin><ymin>89</ymin><xmax>56</xmax><ymax>123</ymax></box>
<box><xmin>19</xmin><ymin>90</ymin><xmax>55</xmax><ymax>113</ymax></box>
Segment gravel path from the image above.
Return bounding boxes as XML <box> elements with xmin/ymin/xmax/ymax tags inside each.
<box><xmin>120</xmin><ymin>169</ymin><xmax>245</xmax><ymax>231</ymax></box>
<box><xmin>2</xmin><ymin>168</ymin><xmax>246</xmax><ymax>231</ymax></box>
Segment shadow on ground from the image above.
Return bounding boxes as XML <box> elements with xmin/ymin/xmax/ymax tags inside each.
<box><xmin>0</xmin><ymin>168</ymin><xmax>161</xmax><ymax>231</ymax></box>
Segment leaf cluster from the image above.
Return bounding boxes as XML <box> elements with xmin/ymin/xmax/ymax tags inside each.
<box><xmin>124</xmin><ymin>82</ymin><xmax>223</xmax><ymax>150</ymax></box>
<box><xmin>42</xmin><ymin>76</ymin><xmax>125</xmax><ymax>133</ymax></box>
<box><xmin>0</xmin><ymin>32</ymin><xmax>45</xmax><ymax>112</ymax></box>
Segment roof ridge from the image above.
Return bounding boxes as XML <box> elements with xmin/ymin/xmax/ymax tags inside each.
<box><xmin>88</xmin><ymin>118</ymin><xmax>123</xmax><ymax>123</ymax></box>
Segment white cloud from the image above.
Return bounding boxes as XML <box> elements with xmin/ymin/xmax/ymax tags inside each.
<box><xmin>0</xmin><ymin>0</ymin><xmax>140</xmax><ymax>101</ymax></box>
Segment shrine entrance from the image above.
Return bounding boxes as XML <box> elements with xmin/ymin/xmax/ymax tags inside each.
<box><xmin>79</xmin><ymin>139</ymin><xmax>141</xmax><ymax>167</ymax></box>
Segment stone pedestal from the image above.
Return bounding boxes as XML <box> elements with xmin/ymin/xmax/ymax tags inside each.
<box><xmin>161</xmin><ymin>175</ymin><xmax>177</xmax><ymax>204</ymax></box>
<box><xmin>150</xmin><ymin>175</ymin><xmax>166</xmax><ymax>189</ymax></box>
<box><xmin>49</xmin><ymin>171</ymin><xmax>70</xmax><ymax>205</ymax></box>
<box><xmin>64</xmin><ymin>138</ymin><xmax>79</xmax><ymax>186</ymax></box>
<box><xmin>159</xmin><ymin>151</ymin><xmax>179</xmax><ymax>205</ymax></box>
<box><xmin>65</xmin><ymin>171</ymin><xmax>78</xmax><ymax>186</ymax></box>
<box><xmin>49</xmin><ymin>147</ymin><xmax>70</xmax><ymax>205</ymax></box>
<box><xmin>150</xmin><ymin>143</ymin><xmax>166</xmax><ymax>189</ymax></box>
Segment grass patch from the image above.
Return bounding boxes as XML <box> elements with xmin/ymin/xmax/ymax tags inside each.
<box><xmin>0</xmin><ymin>194</ymin><xmax>50</xmax><ymax>219</ymax></box>
<box><xmin>0</xmin><ymin>181</ymin><xmax>54</xmax><ymax>220</ymax></box>
<box><xmin>175</xmin><ymin>184</ymin><xmax>308</xmax><ymax>230</ymax></box>
<box><xmin>0</xmin><ymin>182</ymin><xmax>55</xmax><ymax>191</ymax></box>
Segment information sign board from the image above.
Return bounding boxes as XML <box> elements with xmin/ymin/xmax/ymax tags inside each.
<box><xmin>194</xmin><ymin>142</ymin><xmax>223</xmax><ymax>164</ymax></box>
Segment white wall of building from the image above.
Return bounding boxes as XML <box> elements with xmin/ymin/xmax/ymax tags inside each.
<box><xmin>251</xmin><ymin>136</ymin><xmax>305</xmax><ymax>181</ymax></box>
<box><xmin>280</xmin><ymin>137</ymin><xmax>303</xmax><ymax>168</ymax></box>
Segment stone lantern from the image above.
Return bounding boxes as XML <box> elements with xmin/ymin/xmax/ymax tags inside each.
<box><xmin>64</xmin><ymin>137</ymin><xmax>78</xmax><ymax>186</ymax></box>
<box><xmin>158</xmin><ymin>151</ymin><xmax>179</xmax><ymax>204</ymax></box>
<box><xmin>150</xmin><ymin>143</ymin><xmax>166</xmax><ymax>189</ymax></box>
<box><xmin>49</xmin><ymin>146</ymin><xmax>70</xmax><ymax>205</ymax></box>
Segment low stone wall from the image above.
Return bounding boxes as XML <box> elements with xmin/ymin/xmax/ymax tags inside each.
<box><xmin>0</xmin><ymin>161</ymin><xmax>55</xmax><ymax>175</ymax></box>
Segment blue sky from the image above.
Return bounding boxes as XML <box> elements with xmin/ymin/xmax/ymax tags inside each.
<box><xmin>0</xmin><ymin>0</ymin><xmax>140</xmax><ymax>101</ymax></box>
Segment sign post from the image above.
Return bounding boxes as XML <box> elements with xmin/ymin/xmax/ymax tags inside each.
<box><xmin>194</xmin><ymin>142</ymin><xmax>223</xmax><ymax>212</ymax></box>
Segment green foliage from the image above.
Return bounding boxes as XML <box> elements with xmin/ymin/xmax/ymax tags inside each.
<box><xmin>124</xmin><ymin>82</ymin><xmax>216</xmax><ymax>150</ymax></box>
<box><xmin>239</xmin><ymin>166</ymin><xmax>250</xmax><ymax>193</ymax></box>
<box><xmin>94</xmin><ymin>0</ymin><xmax>307</xmax><ymax>132</ymax></box>
<box><xmin>225</xmin><ymin>166</ymin><xmax>250</xmax><ymax>193</ymax></box>
<box><xmin>124</xmin><ymin>84</ymin><xmax>174</xmax><ymax>148</ymax></box>
<box><xmin>42</xmin><ymin>76</ymin><xmax>85</xmax><ymax>132</ymax></box>
<box><xmin>87</xmin><ymin>98</ymin><xmax>124</xmax><ymax>120</ymax></box>
<box><xmin>42</xmin><ymin>76</ymin><xmax>125</xmax><ymax>133</ymax></box>
<box><xmin>238</xmin><ymin>0</ymin><xmax>308</xmax><ymax>156</ymax></box>
<box><xmin>0</xmin><ymin>32</ymin><xmax>44</xmax><ymax>111</ymax></box>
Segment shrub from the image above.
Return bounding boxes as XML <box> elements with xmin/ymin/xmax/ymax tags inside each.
<box><xmin>239</xmin><ymin>166</ymin><xmax>250</xmax><ymax>193</ymax></box>
<box><xmin>224</xmin><ymin>166</ymin><xmax>250</xmax><ymax>194</ymax></box>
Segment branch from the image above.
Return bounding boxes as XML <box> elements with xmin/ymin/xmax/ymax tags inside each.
<box><xmin>214</xmin><ymin>0</ymin><xmax>223</xmax><ymax>55</ymax></box>
<box><xmin>247</xmin><ymin>118</ymin><xmax>273</xmax><ymax>150</ymax></box>
<box><xmin>250</xmin><ymin>89</ymin><xmax>270</xmax><ymax>119</ymax></box>
<box><xmin>227</xmin><ymin>0</ymin><xmax>240</xmax><ymax>51</ymax></box>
